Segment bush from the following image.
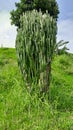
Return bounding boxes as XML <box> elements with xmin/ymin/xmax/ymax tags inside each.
<box><xmin>16</xmin><ymin>10</ymin><xmax>57</xmax><ymax>94</ymax></box>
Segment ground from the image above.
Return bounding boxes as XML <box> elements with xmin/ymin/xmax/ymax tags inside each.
<box><xmin>0</xmin><ymin>48</ymin><xmax>73</xmax><ymax>130</ymax></box>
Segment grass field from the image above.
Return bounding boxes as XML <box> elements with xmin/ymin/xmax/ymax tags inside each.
<box><xmin>0</xmin><ymin>48</ymin><xmax>73</xmax><ymax>130</ymax></box>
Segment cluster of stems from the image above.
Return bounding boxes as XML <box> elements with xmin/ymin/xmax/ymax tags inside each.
<box><xmin>16</xmin><ymin>10</ymin><xmax>57</xmax><ymax>94</ymax></box>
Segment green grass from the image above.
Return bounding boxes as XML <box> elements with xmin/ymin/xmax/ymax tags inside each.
<box><xmin>0</xmin><ymin>48</ymin><xmax>73</xmax><ymax>130</ymax></box>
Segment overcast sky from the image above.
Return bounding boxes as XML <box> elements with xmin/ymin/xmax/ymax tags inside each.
<box><xmin>0</xmin><ymin>0</ymin><xmax>73</xmax><ymax>53</ymax></box>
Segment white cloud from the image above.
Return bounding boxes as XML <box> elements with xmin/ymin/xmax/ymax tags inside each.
<box><xmin>57</xmin><ymin>19</ymin><xmax>73</xmax><ymax>53</ymax></box>
<box><xmin>0</xmin><ymin>11</ymin><xmax>17</xmax><ymax>48</ymax></box>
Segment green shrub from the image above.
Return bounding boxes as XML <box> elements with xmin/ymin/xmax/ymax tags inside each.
<box><xmin>16</xmin><ymin>10</ymin><xmax>57</xmax><ymax>93</ymax></box>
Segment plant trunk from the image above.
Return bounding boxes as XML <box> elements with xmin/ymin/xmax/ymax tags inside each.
<box><xmin>40</xmin><ymin>59</ymin><xmax>51</xmax><ymax>95</ymax></box>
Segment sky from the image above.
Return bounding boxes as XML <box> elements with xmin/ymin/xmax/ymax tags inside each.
<box><xmin>0</xmin><ymin>0</ymin><xmax>73</xmax><ymax>53</ymax></box>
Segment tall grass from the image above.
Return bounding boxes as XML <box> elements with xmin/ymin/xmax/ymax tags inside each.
<box><xmin>0</xmin><ymin>48</ymin><xmax>73</xmax><ymax>129</ymax></box>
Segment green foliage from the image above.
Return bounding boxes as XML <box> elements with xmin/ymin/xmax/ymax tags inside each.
<box><xmin>10</xmin><ymin>0</ymin><xmax>59</xmax><ymax>27</ymax></box>
<box><xmin>16</xmin><ymin>10</ymin><xmax>57</xmax><ymax>93</ymax></box>
<box><xmin>0</xmin><ymin>48</ymin><xmax>73</xmax><ymax>130</ymax></box>
<box><xmin>34</xmin><ymin>0</ymin><xmax>59</xmax><ymax>19</ymax></box>
<box><xmin>55</xmin><ymin>40</ymin><xmax>69</xmax><ymax>55</ymax></box>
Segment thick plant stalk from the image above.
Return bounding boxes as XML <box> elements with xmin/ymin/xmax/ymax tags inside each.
<box><xmin>41</xmin><ymin>59</ymin><xmax>51</xmax><ymax>94</ymax></box>
<box><xmin>16</xmin><ymin>10</ymin><xmax>57</xmax><ymax>94</ymax></box>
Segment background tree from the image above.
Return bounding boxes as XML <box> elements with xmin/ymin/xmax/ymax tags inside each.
<box><xmin>10</xmin><ymin>0</ymin><xmax>59</xmax><ymax>28</ymax></box>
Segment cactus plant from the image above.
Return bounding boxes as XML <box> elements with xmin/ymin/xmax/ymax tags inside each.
<box><xmin>16</xmin><ymin>10</ymin><xmax>57</xmax><ymax>94</ymax></box>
